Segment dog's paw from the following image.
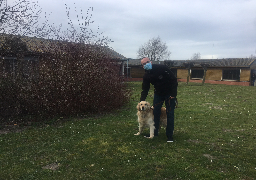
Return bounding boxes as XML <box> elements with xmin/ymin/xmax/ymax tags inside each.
<box><xmin>134</xmin><ymin>132</ymin><xmax>140</xmax><ymax>136</ymax></box>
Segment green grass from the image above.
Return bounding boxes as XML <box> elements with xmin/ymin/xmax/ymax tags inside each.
<box><xmin>0</xmin><ymin>82</ymin><xmax>256</xmax><ymax>179</ymax></box>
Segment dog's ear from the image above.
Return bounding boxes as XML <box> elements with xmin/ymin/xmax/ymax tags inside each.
<box><xmin>137</xmin><ymin>102</ymin><xmax>140</xmax><ymax>111</ymax></box>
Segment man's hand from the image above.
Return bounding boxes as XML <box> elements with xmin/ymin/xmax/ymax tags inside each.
<box><xmin>169</xmin><ymin>96</ymin><xmax>175</xmax><ymax>99</ymax></box>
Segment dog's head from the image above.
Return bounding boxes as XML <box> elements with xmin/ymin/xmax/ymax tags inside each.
<box><xmin>137</xmin><ymin>101</ymin><xmax>151</xmax><ymax>111</ymax></box>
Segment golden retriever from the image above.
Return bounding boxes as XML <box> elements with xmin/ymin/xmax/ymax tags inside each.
<box><xmin>134</xmin><ymin>101</ymin><xmax>167</xmax><ymax>138</ymax></box>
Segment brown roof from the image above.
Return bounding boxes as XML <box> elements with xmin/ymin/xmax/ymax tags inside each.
<box><xmin>165</xmin><ymin>58</ymin><xmax>256</xmax><ymax>68</ymax></box>
<box><xmin>0</xmin><ymin>34</ymin><xmax>126</xmax><ymax>59</ymax></box>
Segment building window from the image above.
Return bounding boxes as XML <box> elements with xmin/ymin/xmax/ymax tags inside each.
<box><xmin>22</xmin><ymin>57</ymin><xmax>39</xmax><ymax>79</ymax></box>
<box><xmin>222</xmin><ymin>69</ymin><xmax>240</xmax><ymax>80</ymax></box>
<box><xmin>191</xmin><ymin>69</ymin><xmax>204</xmax><ymax>79</ymax></box>
<box><xmin>3</xmin><ymin>57</ymin><xmax>17</xmax><ymax>77</ymax></box>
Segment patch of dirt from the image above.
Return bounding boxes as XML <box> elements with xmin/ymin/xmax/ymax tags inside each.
<box><xmin>203</xmin><ymin>103</ymin><xmax>213</xmax><ymax>105</ymax></box>
<box><xmin>203</xmin><ymin>154</ymin><xmax>215</xmax><ymax>160</ymax></box>
<box><xmin>210</xmin><ymin>106</ymin><xmax>222</xmax><ymax>110</ymax></box>
<box><xmin>187</xmin><ymin>139</ymin><xmax>202</xmax><ymax>144</ymax></box>
<box><xmin>42</xmin><ymin>163</ymin><xmax>60</xmax><ymax>171</ymax></box>
<box><xmin>222</xmin><ymin>129</ymin><xmax>232</xmax><ymax>132</ymax></box>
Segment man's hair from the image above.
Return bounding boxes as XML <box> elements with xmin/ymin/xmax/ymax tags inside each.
<box><xmin>142</xmin><ymin>57</ymin><xmax>150</xmax><ymax>61</ymax></box>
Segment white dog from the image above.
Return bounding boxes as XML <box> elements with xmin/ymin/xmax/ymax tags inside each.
<box><xmin>134</xmin><ymin>101</ymin><xmax>167</xmax><ymax>138</ymax></box>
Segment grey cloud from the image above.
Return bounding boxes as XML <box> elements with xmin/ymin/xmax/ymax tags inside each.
<box><xmin>28</xmin><ymin>0</ymin><xmax>256</xmax><ymax>59</ymax></box>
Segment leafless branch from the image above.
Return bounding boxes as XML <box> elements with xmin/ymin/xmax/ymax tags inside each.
<box><xmin>137</xmin><ymin>36</ymin><xmax>171</xmax><ymax>61</ymax></box>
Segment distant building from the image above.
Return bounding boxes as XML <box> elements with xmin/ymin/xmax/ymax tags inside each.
<box><xmin>125</xmin><ymin>58</ymin><xmax>256</xmax><ymax>86</ymax></box>
<box><xmin>0</xmin><ymin>34</ymin><xmax>127</xmax><ymax>78</ymax></box>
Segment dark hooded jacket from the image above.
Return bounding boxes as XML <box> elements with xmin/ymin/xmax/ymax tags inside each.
<box><xmin>140</xmin><ymin>64</ymin><xmax>178</xmax><ymax>101</ymax></box>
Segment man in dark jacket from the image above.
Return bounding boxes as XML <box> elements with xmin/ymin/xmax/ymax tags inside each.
<box><xmin>140</xmin><ymin>57</ymin><xmax>178</xmax><ymax>142</ymax></box>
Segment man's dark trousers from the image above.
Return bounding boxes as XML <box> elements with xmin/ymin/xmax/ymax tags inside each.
<box><xmin>153</xmin><ymin>93</ymin><xmax>176</xmax><ymax>138</ymax></box>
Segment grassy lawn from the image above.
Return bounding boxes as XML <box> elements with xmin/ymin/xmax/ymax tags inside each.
<box><xmin>0</xmin><ymin>82</ymin><xmax>255</xmax><ymax>179</ymax></box>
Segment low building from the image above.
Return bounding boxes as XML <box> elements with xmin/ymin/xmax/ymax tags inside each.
<box><xmin>0</xmin><ymin>34</ymin><xmax>127</xmax><ymax>78</ymax></box>
<box><xmin>126</xmin><ymin>58</ymin><xmax>256</xmax><ymax>86</ymax></box>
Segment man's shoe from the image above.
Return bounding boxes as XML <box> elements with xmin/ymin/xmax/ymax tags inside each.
<box><xmin>167</xmin><ymin>137</ymin><xmax>173</xmax><ymax>142</ymax></box>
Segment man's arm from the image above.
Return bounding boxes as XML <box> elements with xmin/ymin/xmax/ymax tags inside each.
<box><xmin>140</xmin><ymin>77</ymin><xmax>150</xmax><ymax>102</ymax></box>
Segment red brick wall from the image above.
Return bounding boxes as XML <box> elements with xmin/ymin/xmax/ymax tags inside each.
<box><xmin>178</xmin><ymin>79</ymin><xmax>250</xmax><ymax>86</ymax></box>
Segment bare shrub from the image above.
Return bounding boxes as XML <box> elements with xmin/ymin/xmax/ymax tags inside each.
<box><xmin>0</xmin><ymin>2</ymin><xmax>130</xmax><ymax>122</ymax></box>
<box><xmin>1</xmin><ymin>41</ymin><xmax>130</xmax><ymax>121</ymax></box>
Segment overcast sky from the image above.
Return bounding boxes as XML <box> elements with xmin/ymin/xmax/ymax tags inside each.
<box><xmin>9</xmin><ymin>0</ymin><xmax>256</xmax><ymax>60</ymax></box>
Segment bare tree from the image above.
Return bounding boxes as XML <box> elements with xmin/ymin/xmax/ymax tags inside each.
<box><xmin>60</xmin><ymin>4</ymin><xmax>112</xmax><ymax>45</ymax></box>
<box><xmin>249</xmin><ymin>54</ymin><xmax>256</xmax><ymax>59</ymax></box>
<box><xmin>137</xmin><ymin>36</ymin><xmax>171</xmax><ymax>62</ymax></box>
<box><xmin>0</xmin><ymin>0</ymin><xmax>43</xmax><ymax>36</ymax></box>
<box><xmin>0</xmin><ymin>1</ymin><xmax>112</xmax><ymax>46</ymax></box>
<box><xmin>191</xmin><ymin>52</ymin><xmax>201</xmax><ymax>60</ymax></box>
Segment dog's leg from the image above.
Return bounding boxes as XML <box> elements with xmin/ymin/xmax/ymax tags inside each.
<box><xmin>146</xmin><ymin>124</ymin><xmax>154</xmax><ymax>139</ymax></box>
<box><xmin>134</xmin><ymin>123</ymin><xmax>143</xmax><ymax>136</ymax></box>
